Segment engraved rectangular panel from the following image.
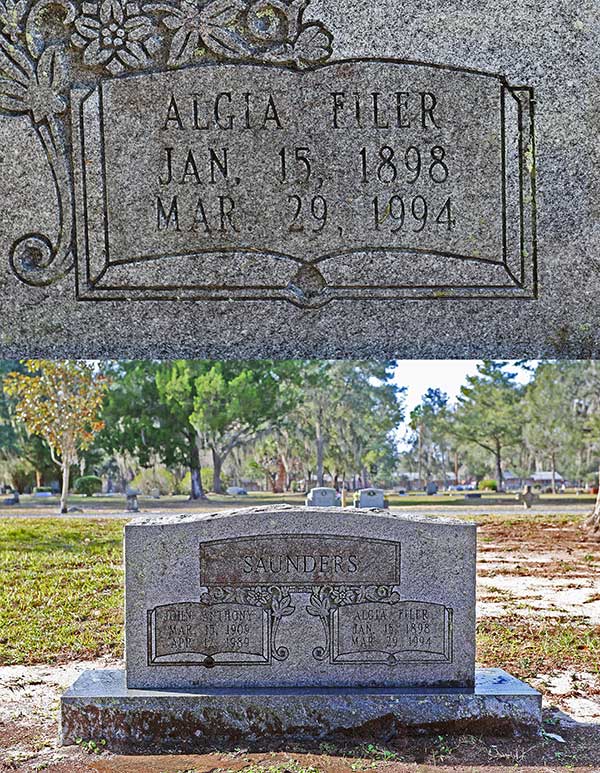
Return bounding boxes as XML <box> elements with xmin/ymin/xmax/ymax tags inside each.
<box><xmin>333</xmin><ymin>601</ymin><xmax>452</xmax><ymax>664</ymax></box>
<box><xmin>7</xmin><ymin>0</ymin><xmax>600</xmax><ymax>361</ymax></box>
<box><xmin>148</xmin><ymin>601</ymin><xmax>270</xmax><ymax>666</ymax></box>
<box><xmin>124</xmin><ymin>507</ymin><xmax>476</xmax><ymax>690</ymax></box>
<box><xmin>199</xmin><ymin>535</ymin><xmax>401</xmax><ymax>587</ymax></box>
<box><xmin>72</xmin><ymin>60</ymin><xmax>535</xmax><ymax>306</ymax></box>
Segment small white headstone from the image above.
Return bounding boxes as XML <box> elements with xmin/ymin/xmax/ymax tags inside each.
<box><xmin>306</xmin><ymin>487</ymin><xmax>338</xmax><ymax>507</ymax></box>
<box><xmin>355</xmin><ymin>488</ymin><xmax>386</xmax><ymax>509</ymax></box>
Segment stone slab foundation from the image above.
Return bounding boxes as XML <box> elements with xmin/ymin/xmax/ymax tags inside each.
<box><xmin>60</xmin><ymin>667</ymin><xmax>541</xmax><ymax>752</ymax></box>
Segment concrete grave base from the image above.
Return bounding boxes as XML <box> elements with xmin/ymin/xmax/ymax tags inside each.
<box><xmin>60</xmin><ymin>667</ymin><xmax>541</xmax><ymax>752</ymax></box>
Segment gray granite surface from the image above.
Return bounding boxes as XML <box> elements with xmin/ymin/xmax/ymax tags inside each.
<box><xmin>60</xmin><ymin>667</ymin><xmax>542</xmax><ymax>750</ymax></box>
<box><xmin>0</xmin><ymin>0</ymin><xmax>598</xmax><ymax>357</ymax></box>
<box><xmin>125</xmin><ymin>506</ymin><xmax>476</xmax><ymax>690</ymax></box>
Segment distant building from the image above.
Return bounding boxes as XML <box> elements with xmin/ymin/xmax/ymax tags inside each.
<box><xmin>502</xmin><ymin>471</ymin><xmax>523</xmax><ymax>491</ymax></box>
<box><xmin>529</xmin><ymin>471</ymin><xmax>564</xmax><ymax>483</ymax></box>
<box><xmin>527</xmin><ymin>471</ymin><xmax>565</xmax><ymax>489</ymax></box>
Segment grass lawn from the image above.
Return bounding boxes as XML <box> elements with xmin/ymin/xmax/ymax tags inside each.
<box><xmin>1</xmin><ymin>513</ymin><xmax>599</xmax><ymax>678</ymax></box>
<box><xmin>0</xmin><ymin>519</ymin><xmax>123</xmax><ymax>664</ymax></box>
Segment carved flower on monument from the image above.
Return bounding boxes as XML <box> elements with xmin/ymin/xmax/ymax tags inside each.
<box><xmin>158</xmin><ymin>0</ymin><xmax>237</xmax><ymax>66</ymax></box>
<box><xmin>0</xmin><ymin>41</ymin><xmax>66</xmax><ymax>123</ymax></box>
<box><xmin>0</xmin><ymin>0</ymin><xmax>26</xmax><ymax>43</ymax></box>
<box><xmin>151</xmin><ymin>0</ymin><xmax>333</xmax><ymax>67</ymax></box>
<box><xmin>244</xmin><ymin>587</ymin><xmax>273</xmax><ymax>607</ymax></box>
<box><xmin>72</xmin><ymin>0</ymin><xmax>160</xmax><ymax>75</ymax></box>
<box><xmin>329</xmin><ymin>586</ymin><xmax>355</xmax><ymax>606</ymax></box>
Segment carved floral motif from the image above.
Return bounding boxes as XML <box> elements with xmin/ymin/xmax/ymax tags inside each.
<box><xmin>0</xmin><ymin>40</ymin><xmax>66</xmax><ymax>122</ymax></box>
<box><xmin>0</xmin><ymin>0</ymin><xmax>27</xmax><ymax>43</ymax></box>
<box><xmin>0</xmin><ymin>0</ymin><xmax>333</xmax><ymax>286</ymax></box>
<box><xmin>72</xmin><ymin>0</ymin><xmax>160</xmax><ymax>75</ymax></box>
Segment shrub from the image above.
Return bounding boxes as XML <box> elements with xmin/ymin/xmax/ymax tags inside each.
<box><xmin>201</xmin><ymin>467</ymin><xmax>233</xmax><ymax>492</ymax></box>
<box><xmin>478</xmin><ymin>479</ymin><xmax>497</xmax><ymax>491</ymax></box>
<box><xmin>172</xmin><ymin>468</ymin><xmax>232</xmax><ymax>495</ymax></box>
<box><xmin>201</xmin><ymin>468</ymin><xmax>214</xmax><ymax>492</ymax></box>
<box><xmin>33</xmin><ymin>486</ymin><xmax>53</xmax><ymax>494</ymax></box>
<box><xmin>131</xmin><ymin>467</ymin><xmax>176</xmax><ymax>496</ymax></box>
<box><xmin>74</xmin><ymin>475</ymin><xmax>103</xmax><ymax>496</ymax></box>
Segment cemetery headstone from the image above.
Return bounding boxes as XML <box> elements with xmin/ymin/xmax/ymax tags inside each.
<box><xmin>354</xmin><ymin>488</ymin><xmax>387</xmax><ymax>509</ymax></box>
<box><xmin>306</xmin><ymin>487</ymin><xmax>338</xmax><ymax>507</ymax></box>
<box><xmin>125</xmin><ymin>487</ymin><xmax>140</xmax><ymax>513</ymax></box>
<box><xmin>227</xmin><ymin>486</ymin><xmax>248</xmax><ymax>496</ymax></box>
<box><xmin>517</xmin><ymin>485</ymin><xmax>538</xmax><ymax>510</ymax></box>
<box><xmin>60</xmin><ymin>505</ymin><xmax>541</xmax><ymax>750</ymax></box>
<box><xmin>3</xmin><ymin>489</ymin><xmax>19</xmax><ymax>505</ymax></box>
<box><xmin>0</xmin><ymin>0</ymin><xmax>598</xmax><ymax>359</ymax></box>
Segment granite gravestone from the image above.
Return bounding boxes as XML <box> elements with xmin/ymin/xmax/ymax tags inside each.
<box><xmin>0</xmin><ymin>0</ymin><xmax>598</xmax><ymax>358</ymax></box>
<box><xmin>355</xmin><ymin>488</ymin><xmax>386</xmax><ymax>508</ymax></box>
<box><xmin>305</xmin><ymin>486</ymin><xmax>338</xmax><ymax>506</ymax></box>
<box><xmin>61</xmin><ymin>506</ymin><xmax>541</xmax><ymax>750</ymax></box>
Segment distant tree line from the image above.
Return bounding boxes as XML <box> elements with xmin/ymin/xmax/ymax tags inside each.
<box><xmin>403</xmin><ymin>361</ymin><xmax>600</xmax><ymax>501</ymax></box>
<box><xmin>4</xmin><ymin>359</ymin><xmax>600</xmax><ymax>530</ymax></box>
<box><xmin>0</xmin><ymin>360</ymin><xmax>403</xmax><ymax>502</ymax></box>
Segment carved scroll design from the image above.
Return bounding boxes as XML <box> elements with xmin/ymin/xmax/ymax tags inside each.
<box><xmin>0</xmin><ymin>0</ymin><xmax>333</xmax><ymax>286</ymax></box>
<box><xmin>306</xmin><ymin>584</ymin><xmax>401</xmax><ymax>661</ymax></box>
<box><xmin>0</xmin><ymin>2</ymin><xmax>76</xmax><ymax>286</ymax></box>
<box><xmin>201</xmin><ymin>584</ymin><xmax>295</xmax><ymax>662</ymax></box>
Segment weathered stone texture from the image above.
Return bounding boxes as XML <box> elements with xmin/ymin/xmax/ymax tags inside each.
<box><xmin>125</xmin><ymin>506</ymin><xmax>476</xmax><ymax>690</ymax></box>
<box><xmin>60</xmin><ymin>667</ymin><xmax>542</xmax><ymax>752</ymax></box>
<box><xmin>0</xmin><ymin>0</ymin><xmax>598</xmax><ymax>357</ymax></box>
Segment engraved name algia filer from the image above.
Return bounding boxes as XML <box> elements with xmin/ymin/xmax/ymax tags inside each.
<box><xmin>147</xmin><ymin>535</ymin><xmax>454</xmax><ymax>668</ymax></box>
<box><xmin>0</xmin><ymin>0</ymin><xmax>535</xmax><ymax>305</ymax></box>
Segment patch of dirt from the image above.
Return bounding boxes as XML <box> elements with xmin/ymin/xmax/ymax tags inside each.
<box><xmin>0</xmin><ymin>659</ymin><xmax>119</xmax><ymax>772</ymax></box>
<box><xmin>476</xmin><ymin>518</ymin><xmax>600</xmax><ymax>624</ymax></box>
<box><xmin>1</xmin><ymin>661</ymin><xmax>600</xmax><ymax>772</ymax></box>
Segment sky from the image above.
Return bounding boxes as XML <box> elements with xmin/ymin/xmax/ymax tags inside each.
<box><xmin>393</xmin><ymin>360</ymin><xmax>536</xmax><ymax>445</ymax></box>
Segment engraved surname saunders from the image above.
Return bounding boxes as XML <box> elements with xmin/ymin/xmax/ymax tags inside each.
<box><xmin>199</xmin><ymin>535</ymin><xmax>400</xmax><ymax>586</ymax></box>
<box><xmin>162</xmin><ymin>92</ymin><xmax>284</xmax><ymax>131</ymax></box>
<box><xmin>242</xmin><ymin>553</ymin><xmax>359</xmax><ymax>575</ymax></box>
<box><xmin>330</xmin><ymin>91</ymin><xmax>440</xmax><ymax>129</ymax></box>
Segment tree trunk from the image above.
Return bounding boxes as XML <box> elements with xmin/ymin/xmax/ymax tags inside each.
<box><xmin>212</xmin><ymin>448</ymin><xmax>223</xmax><ymax>493</ymax></box>
<box><xmin>551</xmin><ymin>451</ymin><xmax>557</xmax><ymax>495</ymax></box>
<box><xmin>60</xmin><ymin>461</ymin><xmax>70</xmax><ymax>514</ymax></box>
<box><xmin>495</xmin><ymin>438</ymin><xmax>503</xmax><ymax>492</ymax></box>
<box><xmin>275</xmin><ymin>459</ymin><xmax>286</xmax><ymax>493</ymax></box>
<box><xmin>586</xmin><ymin>464</ymin><xmax>600</xmax><ymax>533</ymax></box>
<box><xmin>417</xmin><ymin>423</ymin><xmax>423</xmax><ymax>489</ymax></box>
<box><xmin>454</xmin><ymin>450</ymin><xmax>459</xmax><ymax>486</ymax></box>
<box><xmin>441</xmin><ymin>448</ymin><xmax>447</xmax><ymax>491</ymax></box>
<box><xmin>189</xmin><ymin>437</ymin><xmax>206</xmax><ymax>500</ymax></box>
<box><xmin>280</xmin><ymin>454</ymin><xmax>290</xmax><ymax>491</ymax></box>
<box><xmin>316</xmin><ymin>423</ymin><xmax>325</xmax><ymax>486</ymax></box>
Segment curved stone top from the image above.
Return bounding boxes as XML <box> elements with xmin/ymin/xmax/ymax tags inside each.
<box><xmin>129</xmin><ymin>504</ymin><xmax>476</xmax><ymax>528</ymax></box>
